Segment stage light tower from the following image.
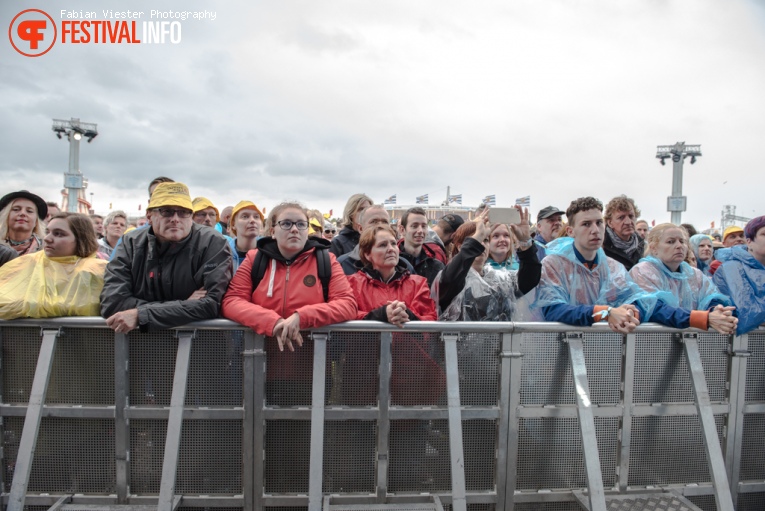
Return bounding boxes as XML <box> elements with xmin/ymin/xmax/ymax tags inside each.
<box><xmin>655</xmin><ymin>141</ymin><xmax>702</xmax><ymax>225</ymax></box>
<box><xmin>52</xmin><ymin>118</ymin><xmax>98</xmax><ymax>213</ymax></box>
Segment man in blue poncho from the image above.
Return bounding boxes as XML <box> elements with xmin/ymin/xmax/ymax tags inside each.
<box><xmin>534</xmin><ymin>196</ymin><xmax>655</xmax><ymax>333</ymax></box>
<box><xmin>713</xmin><ymin>216</ymin><xmax>765</xmax><ymax>335</ymax></box>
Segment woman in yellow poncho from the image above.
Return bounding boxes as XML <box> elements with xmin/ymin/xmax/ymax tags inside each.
<box><xmin>0</xmin><ymin>212</ymin><xmax>107</xmax><ymax>319</ymax></box>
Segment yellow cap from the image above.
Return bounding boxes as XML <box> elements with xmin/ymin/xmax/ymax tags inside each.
<box><xmin>192</xmin><ymin>196</ymin><xmax>220</xmax><ymax>222</ymax></box>
<box><xmin>309</xmin><ymin>218</ymin><xmax>323</xmax><ymax>235</ymax></box>
<box><xmin>723</xmin><ymin>225</ymin><xmax>743</xmax><ymax>241</ymax></box>
<box><xmin>232</xmin><ymin>200</ymin><xmax>264</xmax><ymax>223</ymax></box>
<box><xmin>148</xmin><ymin>182</ymin><xmax>193</xmax><ymax>211</ymax></box>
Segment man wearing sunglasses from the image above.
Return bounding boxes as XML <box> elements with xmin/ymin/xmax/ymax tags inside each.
<box><xmin>101</xmin><ymin>182</ymin><xmax>233</xmax><ymax>333</ymax></box>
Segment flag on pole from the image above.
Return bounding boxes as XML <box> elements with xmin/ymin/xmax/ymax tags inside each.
<box><xmin>416</xmin><ymin>194</ymin><xmax>428</xmax><ymax>204</ymax></box>
<box><xmin>449</xmin><ymin>194</ymin><xmax>462</xmax><ymax>205</ymax></box>
<box><xmin>515</xmin><ymin>195</ymin><xmax>531</xmax><ymax>208</ymax></box>
<box><xmin>483</xmin><ymin>194</ymin><xmax>496</xmax><ymax>206</ymax></box>
<box><xmin>384</xmin><ymin>194</ymin><xmax>397</xmax><ymax>205</ymax></box>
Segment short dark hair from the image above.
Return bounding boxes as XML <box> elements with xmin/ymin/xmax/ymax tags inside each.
<box><xmin>49</xmin><ymin>212</ymin><xmax>99</xmax><ymax>257</ymax></box>
<box><xmin>566</xmin><ymin>197</ymin><xmax>603</xmax><ymax>227</ymax></box>
<box><xmin>358</xmin><ymin>225</ymin><xmax>397</xmax><ymax>267</ymax></box>
<box><xmin>401</xmin><ymin>207</ymin><xmax>427</xmax><ymax>228</ymax></box>
<box><xmin>681</xmin><ymin>223</ymin><xmax>698</xmax><ymax>237</ymax></box>
<box><xmin>148</xmin><ymin>176</ymin><xmax>174</xmax><ymax>196</ymax></box>
<box><xmin>46</xmin><ymin>201</ymin><xmax>60</xmax><ymax>209</ymax></box>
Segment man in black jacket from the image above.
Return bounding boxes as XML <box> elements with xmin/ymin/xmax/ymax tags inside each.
<box><xmin>101</xmin><ymin>182</ymin><xmax>233</xmax><ymax>333</ymax></box>
<box><xmin>397</xmin><ymin>207</ymin><xmax>445</xmax><ymax>286</ymax></box>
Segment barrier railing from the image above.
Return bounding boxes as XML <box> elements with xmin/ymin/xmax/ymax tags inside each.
<box><xmin>0</xmin><ymin>318</ymin><xmax>763</xmax><ymax>511</ymax></box>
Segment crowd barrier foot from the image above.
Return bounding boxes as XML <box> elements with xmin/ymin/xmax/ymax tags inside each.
<box><xmin>322</xmin><ymin>494</ymin><xmax>444</xmax><ymax>511</ymax></box>
<box><xmin>573</xmin><ymin>490</ymin><xmax>704</xmax><ymax>511</ymax></box>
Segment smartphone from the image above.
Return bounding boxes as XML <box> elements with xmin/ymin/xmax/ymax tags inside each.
<box><xmin>489</xmin><ymin>207</ymin><xmax>521</xmax><ymax>225</ymax></box>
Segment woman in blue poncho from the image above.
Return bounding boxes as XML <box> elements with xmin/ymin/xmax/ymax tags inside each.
<box><xmin>689</xmin><ymin>234</ymin><xmax>715</xmax><ymax>277</ymax></box>
<box><xmin>629</xmin><ymin>224</ymin><xmax>737</xmax><ymax>334</ymax></box>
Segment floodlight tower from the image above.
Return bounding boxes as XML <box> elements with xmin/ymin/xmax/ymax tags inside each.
<box><xmin>655</xmin><ymin>141</ymin><xmax>701</xmax><ymax>225</ymax></box>
<box><xmin>52</xmin><ymin>118</ymin><xmax>98</xmax><ymax>213</ymax></box>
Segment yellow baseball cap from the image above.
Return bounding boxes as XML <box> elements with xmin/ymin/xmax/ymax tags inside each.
<box><xmin>723</xmin><ymin>225</ymin><xmax>743</xmax><ymax>242</ymax></box>
<box><xmin>148</xmin><ymin>182</ymin><xmax>193</xmax><ymax>211</ymax></box>
<box><xmin>192</xmin><ymin>196</ymin><xmax>219</xmax><ymax>222</ymax></box>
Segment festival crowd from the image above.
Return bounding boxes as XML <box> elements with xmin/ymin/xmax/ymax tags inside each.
<box><xmin>1</xmin><ymin>178</ymin><xmax>764</xmax><ymax>342</ymax></box>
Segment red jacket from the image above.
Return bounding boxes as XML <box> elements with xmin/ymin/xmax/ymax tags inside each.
<box><xmin>347</xmin><ymin>268</ymin><xmax>443</xmax><ymax>405</ymax></box>
<box><xmin>222</xmin><ymin>239</ymin><xmax>357</xmax><ymax>381</ymax></box>
<box><xmin>347</xmin><ymin>269</ymin><xmax>437</xmax><ymax>321</ymax></box>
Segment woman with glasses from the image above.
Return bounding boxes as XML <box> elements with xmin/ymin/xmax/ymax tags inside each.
<box><xmin>323</xmin><ymin>221</ymin><xmax>337</xmax><ymax>241</ymax></box>
<box><xmin>222</xmin><ymin>202</ymin><xmax>356</xmax><ymax>489</ymax></box>
<box><xmin>223</xmin><ymin>201</ymin><xmax>357</xmax><ymax>352</ymax></box>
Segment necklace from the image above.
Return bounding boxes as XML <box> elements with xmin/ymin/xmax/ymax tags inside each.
<box><xmin>7</xmin><ymin>235</ymin><xmax>34</xmax><ymax>246</ymax></box>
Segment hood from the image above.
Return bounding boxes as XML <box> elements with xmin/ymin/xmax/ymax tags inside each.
<box><xmin>256</xmin><ymin>235</ymin><xmax>330</xmax><ymax>263</ymax></box>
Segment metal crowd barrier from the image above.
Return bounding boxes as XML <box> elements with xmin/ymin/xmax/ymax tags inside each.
<box><xmin>0</xmin><ymin>318</ymin><xmax>763</xmax><ymax>511</ymax></box>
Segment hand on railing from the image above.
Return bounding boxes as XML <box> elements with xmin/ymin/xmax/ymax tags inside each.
<box><xmin>105</xmin><ymin>308</ymin><xmax>139</xmax><ymax>333</ymax></box>
<box><xmin>273</xmin><ymin>312</ymin><xmax>303</xmax><ymax>352</ymax></box>
<box><xmin>607</xmin><ymin>305</ymin><xmax>640</xmax><ymax>334</ymax></box>
<box><xmin>386</xmin><ymin>300</ymin><xmax>410</xmax><ymax>328</ymax></box>
<box><xmin>708</xmin><ymin>305</ymin><xmax>738</xmax><ymax>335</ymax></box>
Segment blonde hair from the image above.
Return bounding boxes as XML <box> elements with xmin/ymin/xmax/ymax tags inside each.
<box><xmin>0</xmin><ymin>199</ymin><xmax>45</xmax><ymax>245</ymax></box>
<box><xmin>644</xmin><ymin>223</ymin><xmax>688</xmax><ymax>257</ymax></box>
<box><xmin>341</xmin><ymin>193</ymin><xmax>372</xmax><ymax>228</ymax></box>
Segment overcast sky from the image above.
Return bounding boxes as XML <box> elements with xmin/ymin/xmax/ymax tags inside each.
<box><xmin>2</xmin><ymin>0</ymin><xmax>764</xmax><ymax>228</ymax></box>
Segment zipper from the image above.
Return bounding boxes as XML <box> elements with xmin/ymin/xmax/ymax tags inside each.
<box><xmin>282</xmin><ymin>262</ymin><xmax>290</xmax><ymax>317</ymax></box>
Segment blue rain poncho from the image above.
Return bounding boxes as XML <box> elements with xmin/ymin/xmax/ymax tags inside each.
<box><xmin>689</xmin><ymin>234</ymin><xmax>714</xmax><ymax>277</ymax></box>
<box><xmin>534</xmin><ymin>237</ymin><xmax>657</xmax><ymax>319</ymax></box>
<box><xmin>629</xmin><ymin>256</ymin><xmax>731</xmax><ymax>311</ymax></box>
<box><xmin>713</xmin><ymin>245</ymin><xmax>765</xmax><ymax>335</ymax></box>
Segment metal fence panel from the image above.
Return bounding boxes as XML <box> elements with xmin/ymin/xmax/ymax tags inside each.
<box><xmin>1</xmin><ymin>320</ymin><xmax>763</xmax><ymax>510</ymax></box>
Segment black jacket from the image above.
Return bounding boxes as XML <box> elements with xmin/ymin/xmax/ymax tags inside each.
<box><xmin>100</xmin><ymin>223</ymin><xmax>233</xmax><ymax>331</ymax></box>
<box><xmin>602</xmin><ymin>234</ymin><xmax>645</xmax><ymax>271</ymax></box>
<box><xmin>329</xmin><ymin>226</ymin><xmax>359</xmax><ymax>257</ymax></box>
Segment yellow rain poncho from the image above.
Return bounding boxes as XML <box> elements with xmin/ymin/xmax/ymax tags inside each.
<box><xmin>0</xmin><ymin>251</ymin><xmax>107</xmax><ymax>319</ymax></box>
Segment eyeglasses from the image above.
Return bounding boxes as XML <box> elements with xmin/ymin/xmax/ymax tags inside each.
<box><xmin>277</xmin><ymin>220</ymin><xmax>309</xmax><ymax>231</ymax></box>
<box><xmin>193</xmin><ymin>211</ymin><xmax>217</xmax><ymax>219</ymax></box>
<box><xmin>324</xmin><ymin>229</ymin><xmax>337</xmax><ymax>234</ymax></box>
<box><xmin>156</xmin><ymin>208</ymin><xmax>193</xmax><ymax>219</ymax></box>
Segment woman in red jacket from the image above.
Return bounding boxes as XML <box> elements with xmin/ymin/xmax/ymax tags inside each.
<box><xmin>347</xmin><ymin>225</ymin><xmax>437</xmax><ymax>323</ymax></box>
<box><xmin>347</xmin><ymin>224</ymin><xmax>442</xmax><ymax>489</ymax></box>
<box><xmin>222</xmin><ymin>201</ymin><xmax>357</xmax><ymax>351</ymax></box>
<box><xmin>222</xmin><ymin>202</ymin><xmax>357</xmax><ymax>491</ymax></box>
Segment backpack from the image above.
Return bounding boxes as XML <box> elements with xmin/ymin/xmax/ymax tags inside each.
<box><xmin>250</xmin><ymin>246</ymin><xmax>332</xmax><ymax>302</ymax></box>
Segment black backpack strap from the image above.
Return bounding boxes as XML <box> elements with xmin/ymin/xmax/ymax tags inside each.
<box><xmin>316</xmin><ymin>247</ymin><xmax>332</xmax><ymax>303</ymax></box>
<box><xmin>250</xmin><ymin>250</ymin><xmax>270</xmax><ymax>293</ymax></box>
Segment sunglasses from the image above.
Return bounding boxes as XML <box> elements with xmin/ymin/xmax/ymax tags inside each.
<box><xmin>324</xmin><ymin>229</ymin><xmax>337</xmax><ymax>234</ymax></box>
<box><xmin>156</xmin><ymin>208</ymin><xmax>193</xmax><ymax>219</ymax></box>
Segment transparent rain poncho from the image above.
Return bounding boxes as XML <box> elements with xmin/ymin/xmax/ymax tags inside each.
<box><xmin>0</xmin><ymin>251</ymin><xmax>107</xmax><ymax>319</ymax></box>
<box><xmin>713</xmin><ymin>245</ymin><xmax>765</xmax><ymax>335</ymax></box>
<box><xmin>533</xmin><ymin>237</ymin><xmax>657</xmax><ymax>318</ymax></box>
<box><xmin>629</xmin><ymin>256</ymin><xmax>731</xmax><ymax>311</ymax></box>
<box><xmin>434</xmin><ymin>265</ymin><xmax>526</xmax><ymax>321</ymax></box>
